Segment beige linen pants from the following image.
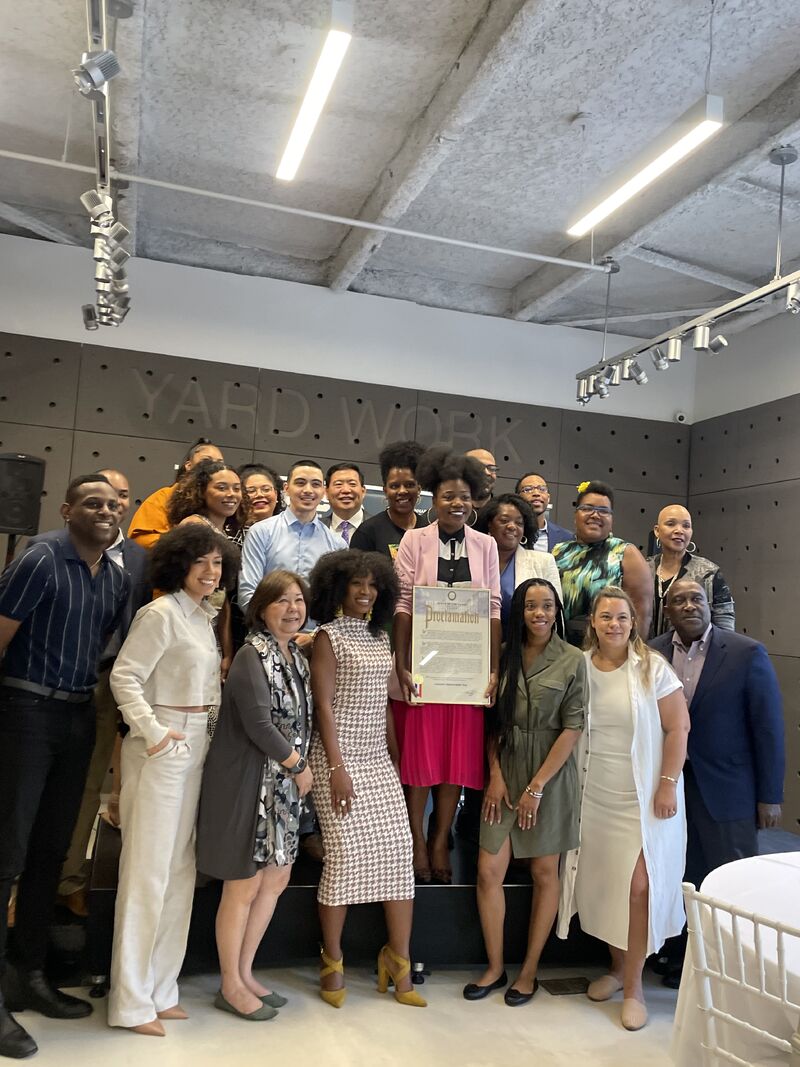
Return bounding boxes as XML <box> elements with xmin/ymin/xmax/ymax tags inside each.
<box><xmin>58</xmin><ymin>667</ymin><xmax>119</xmax><ymax>896</ymax></box>
<box><xmin>108</xmin><ymin>708</ymin><xmax>209</xmax><ymax>1028</ymax></box>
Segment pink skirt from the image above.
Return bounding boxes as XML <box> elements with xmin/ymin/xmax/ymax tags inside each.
<box><xmin>391</xmin><ymin>700</ymin><xmax>485</xmax><ymax>790</ymax></box>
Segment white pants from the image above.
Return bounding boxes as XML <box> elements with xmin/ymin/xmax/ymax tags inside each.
<box><xmin>108</xmin><ymin>708</ymin><xmax>210</xmax><ymax>1028</ymax></box>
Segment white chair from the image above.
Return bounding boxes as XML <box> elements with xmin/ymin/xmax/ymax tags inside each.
<box><xmin>683</xmin><ymin>881</ymin><xmax>800</xmax><ymax>1066</ymax></box>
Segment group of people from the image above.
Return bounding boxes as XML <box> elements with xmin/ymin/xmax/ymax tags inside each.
<box><xmin>0</xmin><ymin>435</ymin><xmax>785</xmax><ymax>1058</ymax></box>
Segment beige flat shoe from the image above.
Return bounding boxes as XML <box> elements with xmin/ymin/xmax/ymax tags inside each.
<box><xmin>157</xmin><ymin>1005</ymin><xmax>188</xmax><ymax>1019</ymax></box>
<box><xmin>621</xmin><ymin>998</ymin><xmax>648</xmax><ymax>1031</ymax></box>
<box><xmin>587</xmin><ymin>974</ymin><xmax>624</xmax><ymax>1002</ymax></box>
<box><xmin>129</xmin><ymin>1019</ymin><xmax>166</xmax><ymax>1036</ymax></box>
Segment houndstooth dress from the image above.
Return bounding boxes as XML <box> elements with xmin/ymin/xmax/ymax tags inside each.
<box><xmin>309</xmin><ymin>616</ymin><xmax>414</xmax><ymax>906</ymax></box>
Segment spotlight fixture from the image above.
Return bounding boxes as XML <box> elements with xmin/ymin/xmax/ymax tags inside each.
<box><xmin>594</xmin><ymin>376</ymin><xmax>610</xmax><ymax>399</ymax></box>
<box><xmin>72</xmin><ymin>49</ymin><xmax>121</xmax><ymax>96</ymax></box>
<box><xmin>586</xmin><ymin>373</ymin><xmax>598</xmax><ymax>396</ymax></box>
<box><xmin>80</xmin><ymin>188</ymin><xmax>113</xmax><ymax>220</ymax></box>
<box><xmin>651</xmin><ymin>347</ymin><xmax>669</xmax><ymax>371</ymax></box>
<box><xmin>708</xmin><ymin>334</ymin><xmax>728</xmax><ymax>354</ymax></box>
<box><xmin>785</xmin><ymin>281</ymin><xmax>800</xmax><ymax>313</ymax></box>
<box><xmin>604</xmin><ymin>364</ymin><xmax>622</xmax><ymax>386</ymax></box>
<box><xmin>693</xmin><ymin>325</ymin><xmax>710</xmax><ymax>350</ymax></box>
<box><xmin>576</xmin><ymin>379</ymin><xmax>590</xmax><ymax>404</ymax></box>
<box><xmin>81</xmin><ymin>304</ymin><xmax>99</xmax><ymax>330</ymax></box>
<box><xmin>620</xmin><ymin>358</ymin><xmax>634</xmax><ymax>381</ymax></box>
<box><xmin>666</xmin><ymin>338</ymin><xmax>682</xmax><ymax>362</ymax></box>
<box><xmin>629</xmin><ymin>360</ymin><xmax>648</xmax><ymax>385</ymax></box>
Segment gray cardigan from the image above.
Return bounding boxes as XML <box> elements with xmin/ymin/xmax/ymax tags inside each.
<box><xmin>647</xmin><ymin>551</ymin><xmax>735</xmax><ymax>636</ymax></box>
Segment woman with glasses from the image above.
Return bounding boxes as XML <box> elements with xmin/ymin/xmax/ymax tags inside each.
<box><xmin>238</xmin><ymin>464</ymin><xmax>284</xmax><ymax>528</ymax></box>
<box><xmin>552</xmin><ymin>481</ymin><xmax>653</xmax><ymax>647</ymax></box>
<box><xmin>514</xmin><ymin>473</ymin><xmax>572</xmax><ymax>551</ymax></box>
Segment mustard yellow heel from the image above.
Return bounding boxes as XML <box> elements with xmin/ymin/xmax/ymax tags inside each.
<box><xmin>377</xmin><ymin>945</ymin><xmax>427</xmax><ymax>1007</ymax></box>
<box><xmin>319</xmin><ymin>946</ymin><xmax>346</xmax><ymax>1009</ymax></box>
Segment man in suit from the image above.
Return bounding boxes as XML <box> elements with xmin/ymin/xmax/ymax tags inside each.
<box><xmin>322</xmin><ymin>462</ymin><xmax>367</xmax><ymax>543</ymax></box>
<box><xmin>31</xmin><ymin>469</ymin><xmax>151</xmax><ymax>918</ymax></box>
<box><xmin>515</xmin><ymin>471</ymin><xmax>572</xmax><ymax>550</ymax></box>
<box><xmin>650</xmin><ymin>579</ymin><xmax>785</xmax><ymax>986</ymax></box>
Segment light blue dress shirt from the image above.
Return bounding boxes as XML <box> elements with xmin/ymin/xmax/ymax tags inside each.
<box><xmin>238</xmin><ymin>508</ymin><xmax>347</xmax><ymax>609</ymax></box>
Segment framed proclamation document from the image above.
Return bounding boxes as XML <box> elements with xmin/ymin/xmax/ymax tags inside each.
<box><xmin>410</xmin><ymin>586</ymin><xmax>491</xmax><ymax>705</ymax></box>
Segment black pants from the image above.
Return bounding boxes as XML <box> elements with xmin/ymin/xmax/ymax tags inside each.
<box><xmin>663</xmin><ymin>762</ymin><xmax>758</xmax><ymax>964</ymax></box>
<box><xmin>0</xmin><ymin>689</ymin><xmax>95</xmax><ymax>972</ymax></box>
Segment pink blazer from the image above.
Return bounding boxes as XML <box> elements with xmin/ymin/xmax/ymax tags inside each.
<box><xmin>393</xmin><ymin>522</ymin><xmax>501</xmax><ymax>620</ymax></box>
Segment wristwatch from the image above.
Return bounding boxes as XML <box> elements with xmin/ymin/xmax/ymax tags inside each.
<box><xmin>289</xmin><ymin>756</ymin><xmax>307</xmax><ymax>774</ymax></box>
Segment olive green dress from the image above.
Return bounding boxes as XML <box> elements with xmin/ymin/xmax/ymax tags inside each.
<box><xmin>480</xmin><ymin>634</ymin><xmax>587</xmax><ymax>859</ymax></box>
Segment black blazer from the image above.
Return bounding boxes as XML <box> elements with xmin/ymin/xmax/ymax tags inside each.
<box><xmin>649</xmin><ymin>626</ymin><xmax>784</xmax><ymax>822</ymax></box>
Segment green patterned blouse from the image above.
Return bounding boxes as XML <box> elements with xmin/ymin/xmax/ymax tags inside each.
<box><xmin>552</xmin><ymin>536</ymin><xmax>628</xmax><ymax>646</ymax></box>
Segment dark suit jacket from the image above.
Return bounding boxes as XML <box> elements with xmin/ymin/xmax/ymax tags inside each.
<box><xmin>29</xmin><ymin>531</ymin><xmax>150</xmax><ymax>643</ymax></box>
<box><xmin>649</xmin><ymin>626</ymin><xmax>785</xmax><ymax>822</ymax></box>
<box><xmin>544</xmin><ymin>519</ymin><xmax>573</xmax><ymax>551</ymax></box>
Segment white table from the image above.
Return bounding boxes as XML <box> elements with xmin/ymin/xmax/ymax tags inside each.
<box><xmin>672</xmin><ymin>852</ymin><xmax>800</xmax><ymax>1066</ymax></box>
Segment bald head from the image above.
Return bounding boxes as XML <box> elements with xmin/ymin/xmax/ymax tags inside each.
<box><xmin>465</xmin><ymin>448</ymin><xmax>497</xmax><ymax>485</ymax></box>
<box><xmin>664</xmin><ymin>579</ymin><xmax>710</xmax><ymax>643</ymax></box>
<box><xmin>98</xmin><ymin>468</ymin><xmax>130</xmax><ymax>520</ymax></box>
<box><xmin>654</xmin><ymin>503</ymin><xmax>692</xmax><ymax>556</ymax></box>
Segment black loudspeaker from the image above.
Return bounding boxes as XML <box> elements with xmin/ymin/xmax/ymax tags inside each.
<box><xmin>0</xmin><ymin>453</ymin><xmax>46</xmax><ymax>535</ymax></box>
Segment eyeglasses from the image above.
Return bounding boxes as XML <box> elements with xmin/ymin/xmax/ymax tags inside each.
<box><xmin>519</xmin><ymin>484</ymin><xmax>548</xmax><ymax>495</ymax></box>
<box><xmin>245</xmin><ymin>485</ymin><xmax>275</xmax><ymax>497</ymax></box>
<box><xmin>576</xmin><ymin>504</ymin><xmax>613</xmax><ymax>516</ymax></box>
<box><xmin>484</xmin><ymin>465</ymin><xmax>499</xmax><ymax>474</ymax></box>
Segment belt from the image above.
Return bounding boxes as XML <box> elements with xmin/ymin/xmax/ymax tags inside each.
<box><xmin>0</xmin><ymin>678</ymin><xmax>93</xmax><ymax>703</ymax></box>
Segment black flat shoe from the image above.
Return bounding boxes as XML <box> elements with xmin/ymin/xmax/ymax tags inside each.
<box><xmin>0</xmin><ymin>1006</ymin><xmax>37</xmax><ymax>1060</ymax></box>
<box><xmin>662</xmin><ymin>966</ymin><xmax>683</xmax><ymax>990</ymax></box>
<box><xmin>462</xmin><ymin>971</ymin><xmax>508</xmax><ymax>1001</ymax></box>
<box><xmin>3</xmin><ymin>969</ymin><xmax>92</xmax><ymax>1019</ymax></box>
<box><xmin>504</xmin><ymin>978</ymin><xmax>539</xmax><ymax>1006</ymax></box>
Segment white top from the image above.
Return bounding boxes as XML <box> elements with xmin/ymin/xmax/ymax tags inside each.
<box><xmin>558</xmin><ymin>647</ymin><xmax>686</xmax><ymax>954</ymax></box>
<box><xmin>329</xmin><ymin>507</ymin><xmax>364</xmax><ymax>534</ymax></box>
<box><xmin>110</xmin><ymin>589</ymin><xmax>221</xmax><ymax>749</ymax></box>
<box><xmin>587</xmin><ymin>661</ymin><xmax>637</xmax><ymax>786</ymax></box>
<box><xmin>513</xmin><ymin>545</ymin><xmax>563</xmax><ymax>602</ymax></box>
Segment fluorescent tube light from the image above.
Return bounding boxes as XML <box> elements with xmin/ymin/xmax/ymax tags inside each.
<box><xmin>275</xmin><ymin>28</ymin><xmax>352</xmax><ymax>181</ymax></box>
<box><xmin>567</xmin><ymin>95</ymin><xmax>723</xmax><ymax>237</ymax></box>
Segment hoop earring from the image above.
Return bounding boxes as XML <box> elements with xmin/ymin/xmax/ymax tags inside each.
<box><xmin>687</xmin><ymin>541</ymin><xmax>697</xmax><ymax>554</ymax></box>
<box><xmin>426</xmin><ymin>507</ymin><xmax>437</xmax><ymax>524</ymax></box>
<box><xmin>467</xmin><ymin>509</ymin><xmax>477</xmax><ymax>527</ymax></box>
<box><xmin>519</xmin><ymin>536</ymin><xmax>528</xmax><ymax>546</ymax></box>
<box><xmin>654</xmin><ymin>537</ymin><xmax>661</xmax><ymax>550</ymax></box>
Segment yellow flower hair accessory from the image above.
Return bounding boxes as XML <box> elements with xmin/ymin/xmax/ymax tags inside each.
<box><xmin>576</xmin><ymin>480</ymin><xmax>591</xmax><ymax>495</ymax></box>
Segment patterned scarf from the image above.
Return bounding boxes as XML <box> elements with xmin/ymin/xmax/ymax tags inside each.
<box><xmin>245</xmin><ymin>629</ymin><xmax>312</xmax><ymax>867</ymax></box>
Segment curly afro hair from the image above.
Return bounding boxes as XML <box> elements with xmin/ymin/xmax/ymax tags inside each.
<box><xmin>308</xmin><ymin>550</ymin><xmax>398</xmax><ymax>635</ymax></box>
<box><xmin>414</xmin><ymin>445</ymin><xmax>489</xmax><ymax>500</ymax></box>
<box><xmin>149</xmin><ymin>523</ymin><xmax>240</xmax><ymax>594</ymax></box>
<box><xmin>378</xmin><ymin>440</ymin><xmax>425</xmax><ymax>484</ymax></box>
<box><xmin>575</xmin><ymin>479</ymin><xmax>615</xmax><ymax>508</ymax></box>
<box><xmin>167</xmin><ymin>459</ymin><xmax>245</xmax><ymax>530</ymax></box>
<box><xmin>474</xmin><ymin>492</ymin><xmax>539</xmax><ymax>547</ymax></box>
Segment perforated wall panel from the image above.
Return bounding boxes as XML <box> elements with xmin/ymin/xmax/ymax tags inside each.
<box><xmin>0</xmin><ymin>335</ymin><xmax>81</xmax><ymax>429</ymax></box>
<box><xmin>690</xmin><ymin>395</ymin><xmax>799</xmax><ymax>835</ymax></box>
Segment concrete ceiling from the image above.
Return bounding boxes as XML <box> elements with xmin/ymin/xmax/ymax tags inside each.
<box><xmin>1</xmin><ymin>0</ymin><xmax>800</xmax><ymax>339</ymax></box>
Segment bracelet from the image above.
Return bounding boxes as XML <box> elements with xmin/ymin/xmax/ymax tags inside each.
<box><xmin>525</xmin><ymin>786</ymin><xmax>544</xmax><ymax>799</ymax></box>
<box><xmin>328</xmin><ymin>764</ymin><xmax>344</xmax><ymax>777</ymax></box>
<box><xmin>660</xmin><ymin>775</ymin><xmax>678</xmax><ymax>784</ymax></box>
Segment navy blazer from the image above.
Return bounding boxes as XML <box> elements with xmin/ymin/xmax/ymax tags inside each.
<box><xmin>543</xmin><ymin>519</ymin><xmax>573</xmax><ymax>551</ymax></box>
<box><xmin>29</xmin><ymin>531</ymin><xmax>150</xmax><ymax>643</ymax></box>
<box><xmin>649</xmin><ymin>626</ymin><xmax>784</xmax><ymax>823</ymax></box>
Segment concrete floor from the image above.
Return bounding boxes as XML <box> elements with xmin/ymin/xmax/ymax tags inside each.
<box><xmin>22</xmin><ymin>965</ymin><xmax>681</xmax><ymax>1067</ymax></box>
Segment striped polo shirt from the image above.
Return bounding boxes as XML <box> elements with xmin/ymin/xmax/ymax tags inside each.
<box><xmin>0</xmin><ymin>528</ymin><xmax>130</xmax><ymax>693</ymax></box>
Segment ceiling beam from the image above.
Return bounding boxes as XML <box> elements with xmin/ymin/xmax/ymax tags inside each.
<box><xmin>626</xmin><ymin>247</ymin><xmax>753</xmax><ymax>294</ymax></box>
<box><xmin>108</xmin><ymin>7</ymin><xmax>146</xmax><ymax>254</ymax></box>
<box><xmin>510</xmin><ymin>70</ymin><xmax>800</xmax><ymax>322</ymax></box>
<box><xmin>547</xmin><ymin>306</ymin><xmax>715</xmax><ymax>328</ymax></box>
<box><xmin>326</xmin><ymin>0</ymin><xmax>531</xmax><ymax>291</ymax></box>
<box><xmin>0</xmin><ymin>200</ymin><xmax>81</xmax><ymax>244</ymax></box>
<box><xmin>717</xmin><ymin>178</ymin><xmax>800</xmax><ymax>223</ymax></box>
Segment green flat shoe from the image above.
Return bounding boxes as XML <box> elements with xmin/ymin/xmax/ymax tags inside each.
<box><xmin>260</xmin><ymin>991</ymin><xmax>288</xmax><ymax>1008</ymax></box>
<box><xmin>213</xmin><ymin>991</ymin><xmax>277</xmax><ymax>1021</ymax></box>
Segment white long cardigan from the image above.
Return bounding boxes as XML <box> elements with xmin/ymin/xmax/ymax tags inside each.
<box><xmin>557</xmin><ymin>648</ymin><xmax>687</xmax><ymax>954</ymax></box>
<box><xmin>513</xmin><ymin>545</ymin><xmax>562</xmax><ymax>602</ymax></box>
